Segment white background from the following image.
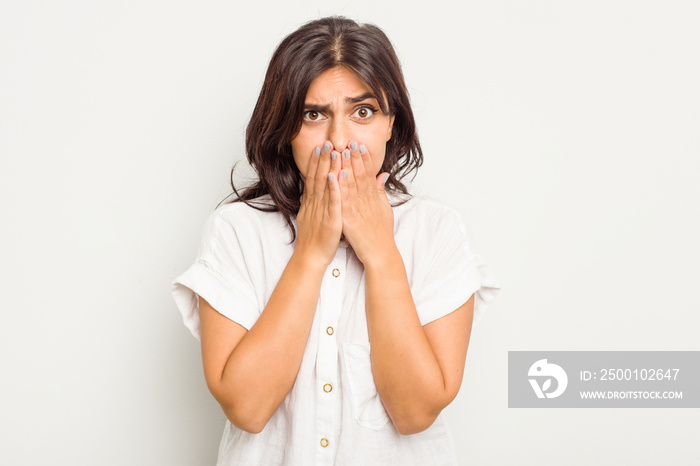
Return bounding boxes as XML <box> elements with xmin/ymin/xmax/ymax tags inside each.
<box><xmin>1</xmin><ymin>1</ymin><xmax>698</xmax><ymax>464</ymax></box>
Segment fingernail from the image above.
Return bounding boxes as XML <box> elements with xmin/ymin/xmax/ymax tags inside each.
<box><xmin>344</xmin><ymin>150</ymin><xmax>350</xmax><ymax>159</ymax></box>
<box><xmin>331</xmin><ymin>152</ymin><xmax>336</xmax><ymax>161</ymax></box>
<box><xmin>383</xmin><ymin>174</ymin><xmax>389</xmax><ymax>185</ymax></box>
<box><xmin>342</xmin><ymin>170</ymin><xmax>347</xmax><ymax>178</ymax></box>
<box><xmin>328</xmin><ymin>173</ymin><xmax>333</xmax><ymax>182</ymax></box>
<box><xmin>314</xmin><ymin>147</ymin><xmax>321</xmax><ymax>156</ymax></box>
<box><xmin>350</xmin><ymin>141</ymin><xmax>358</xmax><ymax>151</ymax></box>
<box><xmin>359</xmin><ymin>145</ymin><xmax>366</xmax><ymax>154</ymax></box>
<box><xmin>323</xmin><ymin>142</ymin><xmax>331</xmax><ymax>152</ymax></box>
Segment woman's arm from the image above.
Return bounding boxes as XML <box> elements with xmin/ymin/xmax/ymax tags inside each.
<box><xmin>199</xmin><ymin>252</ymin><xmax>326</xmax><ymax>434</ymax></box>
<box><xmin>199</xmin><ymin>142</ymin><xmax>343</xmax><ymax>434</ymax></box>
<box><xmin>336</xmin><ymin>142</ymin><xmax>475</xmax><ymax>435</ymax></box>
<box><xmin>364</xmin><ymin>249</ymin><xmax>474</xmax><ymax>435</ymax></box>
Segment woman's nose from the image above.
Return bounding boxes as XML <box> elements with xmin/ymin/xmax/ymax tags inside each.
<box><xmin>328</xmin><ymin>119</ymin><xmax>350</xmax><ymax>151</ymax></box>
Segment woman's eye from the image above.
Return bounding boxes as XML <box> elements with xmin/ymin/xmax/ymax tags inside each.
<box><xmin>304</xmin><ymin>110</ymin><xmax>321</xmax><ymax>121</ymax></box>
<box><xmin>354</xmin><ymin>107</ymin><xmax>375</xmax><ymax>119</ymax></box>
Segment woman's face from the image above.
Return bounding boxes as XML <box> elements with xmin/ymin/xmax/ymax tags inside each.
<box><xmin>291</xmin><ymin>66</ymin><xmax>395</xmax><ymax>180</ymax></box>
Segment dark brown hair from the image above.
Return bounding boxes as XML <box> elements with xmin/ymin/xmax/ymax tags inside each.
<box><xmin>226</xmin><ymin>16</ymin><xmax>423</xmax><ymax>242</ymax></box>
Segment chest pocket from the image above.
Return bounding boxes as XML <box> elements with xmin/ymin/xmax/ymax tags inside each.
<box><xmin>342</xmin><ymin>343</ymin><xmax>390</xmax><ymax>430</ymax></box>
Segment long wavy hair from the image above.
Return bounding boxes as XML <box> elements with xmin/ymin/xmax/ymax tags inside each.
<box><xmin>226</xmin><ymin>16</ymin><xmax>424</xmax><ymax>242</ymax></box>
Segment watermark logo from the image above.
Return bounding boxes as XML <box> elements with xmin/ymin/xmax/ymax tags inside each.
<box><xmin>510</xmin><ymin>352</ymin><xmax>698</xmax><ymax>408</ymax></box>
<box><xmin>528</xmin><ymin>359</ymin><xmax>568</xmax><ymax>399</ymax></box>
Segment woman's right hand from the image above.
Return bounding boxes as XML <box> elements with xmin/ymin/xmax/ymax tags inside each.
<box><xmin>200</xmin><ymin>143</ymin><xmax>343</xmax><ymax>432</ymax></box>
<box><xmin>295</xmin><ymin>141</ymin><xmax>343</xmax><ymax>267</ymax></box>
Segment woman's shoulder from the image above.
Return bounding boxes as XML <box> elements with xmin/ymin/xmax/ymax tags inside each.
<box><xmin>391</xmin><ymin>192</ymin><xmax>464</xmax><ymax>225</ymax></box>
<box><xmin>203</xmin><ymin>194</ymin><xmax>285</xmax><ymax>233</ymax></box>
<box><xmin>212</xmin><ymin>194</ymin><xmax>277</xmax><ymax>217</ymax></box>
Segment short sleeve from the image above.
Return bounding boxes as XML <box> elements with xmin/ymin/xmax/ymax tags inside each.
<box><xmin>171</xmin><ymin>208</ymin><xmax>261</xmax><ymax>340</ymax></box>
<box><xmin>412</xmin><ymin>208</ymin><xmax>500</xmax><ymax>328</ymax></box>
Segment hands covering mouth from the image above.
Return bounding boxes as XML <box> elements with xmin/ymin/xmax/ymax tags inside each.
<box><xmin>295</xmin><ymin>140</ymin><xmax>394</xmax><ymax>268</ymax></box>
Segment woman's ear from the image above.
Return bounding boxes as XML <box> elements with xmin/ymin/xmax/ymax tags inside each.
<box><xmin>386</xmin><ymin>115</ymin><xmax>396</xmax><ymax>141</ymax></box>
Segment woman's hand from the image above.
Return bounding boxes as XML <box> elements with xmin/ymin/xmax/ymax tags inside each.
<box><xmin>200</xmin><ymin>142</ymin><xmax>345</xmax><ymax>431</ymax></box>
<box><xmin>295</xmin><ymin>141</ymin><xmax>343</xmax><ymax>267</ymax></box>
<box><xmin>338</xmin><ymin>141</ymin><xmax>395</xmax><ymax>265</ymax></box>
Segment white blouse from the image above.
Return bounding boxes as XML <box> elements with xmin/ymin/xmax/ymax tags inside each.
<box><xmin>172</xmin><ymin>192</ymin><xmax>500</xmax><ymax>466</ymax></box>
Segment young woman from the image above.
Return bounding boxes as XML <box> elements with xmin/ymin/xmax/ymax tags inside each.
<box><xmin>172</xmin><ymin>16</ymin><xmax>500</xmax><ymax>465</ymax></box>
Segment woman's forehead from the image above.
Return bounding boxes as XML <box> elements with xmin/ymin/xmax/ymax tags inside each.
<box><xmin>304</xmin><ymin>66</ymin><xmax>387</xmax><ymax>109</ymax></box>
<box><xmin>305</xmin><ymin>68</ymin><xmax>373</xmax><ymax>101</ymax></box>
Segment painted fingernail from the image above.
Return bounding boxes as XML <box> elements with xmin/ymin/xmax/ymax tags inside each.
<box><xmin>359</xmin><ymin>145</ymin><xmax>366</xmax><ymax>154</ymax></box>
<box><xmin>342</xmin><ymin>170</ymin><xmax>347</xmax><ymax>178</ymax></box>
<box><xmin>331</xmin><ymin>152</ymin><xmax>336</xmax><ymax>161</ymax></box>
<box><xmin>314</xmin><ymin>147</ymin><xmax>321</xmax><ymax>156</ymax></box>
<box><xmin>350</xmin><ymin>141</ymin><xmax>358</xmax><ymax>151</ymax></box>
<box><xmin>328</xmin><ymin>173</ymin><xmax>333</xmax><ymax>182</ymax></box>
<box><xmin>344</xmin><ymin>150</ymin><xmax>351</xmax><ymax>159</ymax></box>
<box><xmin>323</xmin><ymin>142</ymin><xmax>331</xmax><ymax>152</ymax></box>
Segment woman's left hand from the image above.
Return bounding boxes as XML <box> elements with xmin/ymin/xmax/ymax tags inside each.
<box><xmin>338</xmin><ymin>141</ymin><xmax>395</xmax><ymax>266</ymax></box>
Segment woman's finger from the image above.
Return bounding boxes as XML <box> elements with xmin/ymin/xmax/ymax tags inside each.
<box><xmin>338</xmin><ymin>161</ymin><xmax>357</xmax><ymax>206</ymax></box>
<box><xmin>324</xmin><ymin>146</ymin><xmax>340</xmax><ymax>212</ymax></box>
<box><xmin>330</xmin><ymin>145</ymin><xmax>342</xmax><ymax>191</ymax></box>
<box><xmin>376</xmin><ymin>172</ymin><xmax>390</xmax><ymax>203</ymax></box>
<box><xmin>327</xmin><ymin>170</ymin><xmax>342</xmax><ymax>221</ymax></box>
<box><xmin>314</xmin><ymin>141</ymin><xmax>334</xmax><ymax>199</ymax></box>
<box><xmin>343</xmin><ymin>148</ymin><xmax>358</xmax><ymax>193</ymax></box>
<box><xmin>358</xmin><ymin>144</ymin><xmax>378</xmax><ymax>196</ymax></box>
<box><xmin>347</xmin><ymin>142</ymin><xmax>370</xmax><ymax>194</ymax></box>
<box><xmin>303</xmin><ymin>144</ymin><xmax>322</xmax><ymax>199</ymax></box>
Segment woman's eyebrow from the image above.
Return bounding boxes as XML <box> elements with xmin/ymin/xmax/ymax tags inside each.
<box><xmin>303</xmin><ymin>103</ymin><xmax>331</xmax><ymax>112</ymax></box>
<box><xmin>345</xmin><ymin>92</ymin><xmax>378</xmax><ymax>104</ymax></box>
<box><xmin>303</xmin><ymin>93</ymin><xmax>379</xmax><ymax>112</ymax></box>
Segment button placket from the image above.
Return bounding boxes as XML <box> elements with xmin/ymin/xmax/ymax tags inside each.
<box><xmin>315</xmin><ymin>248</ymin><xmax>345</xmax><ymax>460</ymax></box>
